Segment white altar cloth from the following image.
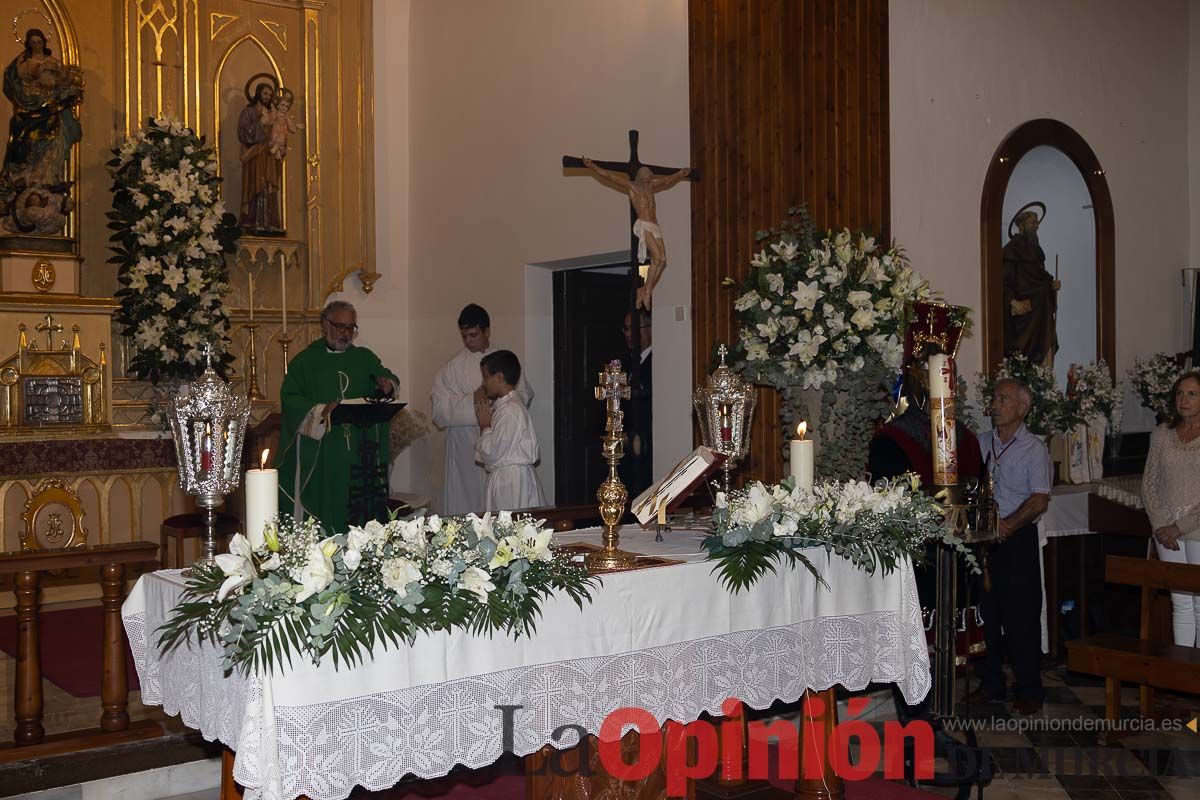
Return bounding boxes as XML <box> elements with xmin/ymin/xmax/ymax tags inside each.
<box><xmin>1036</xmin><ymin>486</ymin><xmax>1096</xmax><ymax>653</ymax></box>
<box><xmin>123</xmin><ymin>526</ymin><xmax>930</xmax><ymax>800</ymax></box>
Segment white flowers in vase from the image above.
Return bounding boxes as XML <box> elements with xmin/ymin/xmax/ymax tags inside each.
<box><xmin>726</xmin><ymin>211</ymin><xmax>931</xmax><ymax>391</ymax></box>
<box><xmin>109</xmin><ymin>116</ymin><xmax>241</xmax><ymax>383</ymax></box>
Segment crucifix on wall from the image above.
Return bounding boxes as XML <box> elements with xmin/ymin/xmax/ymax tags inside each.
<box><xmin>563</xmin><ymin>130</ymin><xmax>698</xmax><ymax>356</ymax></box>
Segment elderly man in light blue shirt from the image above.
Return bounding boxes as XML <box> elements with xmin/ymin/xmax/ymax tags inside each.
<box><xmin>976</xmin><ymin>377</ymin><xmax>1053</xmax><ymax>715</ymax></box>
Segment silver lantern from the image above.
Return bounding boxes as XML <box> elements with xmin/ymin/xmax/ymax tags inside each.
<box><xmin>693</xmin><ymin>344</ymin><xmax>756</xmax><ymax>493</ymax></box>
<box><xmin>167</xmin><ymin>346</ymin><xmax>251</xmax><ymax>569</ymax></box>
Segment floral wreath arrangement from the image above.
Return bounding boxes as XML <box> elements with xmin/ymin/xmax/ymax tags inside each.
<box><xmin>1128</xmin><ymin>353</ymin><xmax>1183</xmax><ymax>421</ymax></box>
<box><xmin>158</xmin><ymin>512</ymin><xmax>598</xmax><ymax>676</ymax></box>
<box><xmin>1067</xmin><ymin>360</ymin><xmax>1122</xmax><ymax>432</ymax></box>
<box><xmin>705</xmin><ymin>476</ymin><xmax>978</xmax><ymax>593</ymax></box>
<box><xmin>108</xmin><ymin>116</ymin><xmax>241</xmax><ymax>383</ymax></box>
<box><xmin>976</xmin><ymin>353</ymin><xmax>1077</xmax><ymax>436</ymax></box>
<box><xmin>724</xmin><ymin>208</ymin><xmax>936</xmax><ymax>479</ymax></box>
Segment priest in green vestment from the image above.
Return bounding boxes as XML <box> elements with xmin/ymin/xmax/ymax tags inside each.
<box><xmin>278</xmin><ymin>301</ymin><xmax>399</xmax><ymax>534</ymax></box>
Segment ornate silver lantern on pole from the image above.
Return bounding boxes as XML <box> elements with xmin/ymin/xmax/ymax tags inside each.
<box><xmin>693</xmin><ymin>344</ymin><xmax>756</xmax><ymax>494</ymax></box>
<box><xmin>167</xmin><ymin>346</ymin><xmax>251</xmax><ymax>570</ymax></box>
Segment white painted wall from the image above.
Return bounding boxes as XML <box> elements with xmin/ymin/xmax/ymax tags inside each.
<box><xmin>363</xmin><ymin>0</ymin><xmax>691</xmax><ymax>511</ymax></box>
<box><xmin>891</xmin><ymin>0</ymin><xmax>1190</xmax><ymax>428</ymax></box>
<box><xmin>1002</xmin><ymin>146</ymin><xmax>1096</xmax><ymax>388</ymax></box>
<box><xmin>332</xmin><ymin>0</ymin><xmax>419</xmax><ymax>494</ymax></box>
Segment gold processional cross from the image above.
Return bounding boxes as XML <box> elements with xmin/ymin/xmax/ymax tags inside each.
<box><xmin>595</xmin><ymin>361</ymin><xmax>630</xmax><ymax>435</ymax></box>
<box><xmin>589</xmin><ymin>360</ymin><xmax>635</xmax><ymax>570</ymax></box>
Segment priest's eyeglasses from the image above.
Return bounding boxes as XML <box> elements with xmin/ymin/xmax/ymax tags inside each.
<box><xmin>325</xmin><ymin>321</ymin><xmax>358</xmax><ymax>334</ymax></box>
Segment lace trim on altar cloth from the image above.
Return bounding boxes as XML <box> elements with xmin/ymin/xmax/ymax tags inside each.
<box><xmin>126</xmin><ymin>603</ymin><xmax>930</xmax><ymax>800</ymax></box>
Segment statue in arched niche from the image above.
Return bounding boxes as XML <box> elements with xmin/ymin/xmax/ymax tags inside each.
<box><xmin>0</xmin><ymin>25</ymin><xmax>83</xmax><ymax>236</ymax></box>
<box><xmin>1003</xmin><ymin>203</ymin><xmax>1060</xmax><ymax>367</ymax></box>
<box><xmin>238</xmin><ymin>74</ymin><xmax>285</xmax><ymax>235</ymax></box>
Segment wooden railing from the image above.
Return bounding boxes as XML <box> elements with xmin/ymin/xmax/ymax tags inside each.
<box><xmin>0</xmin><ymin>541</ymin><xmax>161</xmax><ymax>761</ymax></box>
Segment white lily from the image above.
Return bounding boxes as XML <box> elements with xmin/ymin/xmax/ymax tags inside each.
<box><xmin>458</xmin><ymin>566</ymin><xmax>496</xmax><ymax>602</ymax></box>
<box><xmin>214</xmin><ymin>533</ymin><xmax>256</xmax><ymax>601</ymax></box>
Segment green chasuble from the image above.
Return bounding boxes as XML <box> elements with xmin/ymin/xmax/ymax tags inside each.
<box><xmin>277</xmin><ymin>340</ymin><xmax>399</xmax><ymax>535</ymax></box>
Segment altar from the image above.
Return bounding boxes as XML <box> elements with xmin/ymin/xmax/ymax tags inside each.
<box><xmin>122</xmin><ymin>525</ymin><xmax>930</xmax><ymax>800</ymax></box>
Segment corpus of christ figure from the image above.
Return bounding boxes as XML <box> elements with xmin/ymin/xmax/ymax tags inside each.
<box><xmin>564</xmin><ymin>131</ymin><xmax>696</xmax><ymax>313</ymax></box>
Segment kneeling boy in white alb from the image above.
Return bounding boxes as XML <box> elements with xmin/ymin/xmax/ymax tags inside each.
<box><xmin>473</xmin><ymin>350</ymin><xmax>546</xmax><ymax>511</ymax></box>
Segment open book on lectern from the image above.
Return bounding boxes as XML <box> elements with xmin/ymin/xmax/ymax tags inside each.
<box><xmin>631</xmin><ymin>446</ymin><xmax>725</xmax><ymax>526</ymax></box>
<box><xmin>330</xmin><ymin>397</ymin><xmax>406</xmax><ymax>427</ymax></box>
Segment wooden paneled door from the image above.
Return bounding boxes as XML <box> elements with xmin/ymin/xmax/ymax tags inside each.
<box><xmin>689</xmin><ymin>0</ymin><xmax>890</xmax><ymax>483</ymax></box>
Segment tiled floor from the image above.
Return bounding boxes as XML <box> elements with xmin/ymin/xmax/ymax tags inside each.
<box><xmin>876</xmin><ymin>666</ymin><xmax>1200</xmax><ymax>800</ymax></box>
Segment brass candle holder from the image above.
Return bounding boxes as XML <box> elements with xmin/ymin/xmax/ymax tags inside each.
<box><xmin>278</xmin><ymin>330</ymin><xmax>293</xmax><ymax>375</ymax></box>
<box><xmin>587</xmin><ymin>360</ymin><xmax>638</xmax><ymax>572</ymax></box>
<box><xmin>243</xmin><ymin>323</ymin><xmax>264</xmax><ymax>401</ymax></box>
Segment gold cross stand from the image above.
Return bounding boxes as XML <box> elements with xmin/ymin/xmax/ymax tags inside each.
<box><xmin>587</xmin><ymin>360</ymin><xmax>638</xmax><ymax>571</ymax></box>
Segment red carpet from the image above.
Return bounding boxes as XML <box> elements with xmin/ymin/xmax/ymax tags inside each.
<box><xmin>359</xmin><ymin>761</ymin><xmax>944</xmax><ymax>800</ymax></box>
<box><xmin>366</xmin><ymin>773</ymin><xmax>941</xmax><ymax>799</ymax></box>
<box><xmin>0</xmin><ymin>605</ymin><xmax>140</xmax><ymax>698</ymax></box>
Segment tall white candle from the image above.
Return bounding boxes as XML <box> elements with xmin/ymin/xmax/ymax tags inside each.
<box><xmin>928</xmin><ymin>354</ymin><xmax>952</xmax><ymax>399</ymax></box>
<box><xmin>279</xmin><ymin>253</ymin><xmax>288</xmax><ymax>335</ymax></box>
<box><xmin>928</xmin><ymin>354</ymin><xmax>958</xmax><ymax>486</ymax></box>
<box><xmin>789</xmin><ymin>421</ymin><xmax>815</xmax><ymax>490</ymax></box>
<box><xmin>245</xmin><ymin>448</ymin><xmax>278</xmax><ymax>550</ymax></box>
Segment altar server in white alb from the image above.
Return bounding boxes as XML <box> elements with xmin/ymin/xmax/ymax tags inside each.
<box><xmin>473</xmin><ymin>349</ymin><xmax>545</xmax><ymax>511</ymax></box>
<box><xmin>432</xmin><ymin>304</ymin><xmax>533</xmax><ymax>514</ymax></box>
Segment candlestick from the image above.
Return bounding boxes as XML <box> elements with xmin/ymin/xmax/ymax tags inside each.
<box><xmin>278</xmin><ymin>331</ymin><xmax>293</xmax><ymax>375</ymax></box>
<box><xmin>719</xmin><ymin>403</ymin><xmax>732</xmax><ymax>443</ymax></box>
<box><xmin>244</xmin><ymin>323</ymin><xmax>264</xmax><ymax>401</ymax></box>
<box><xmin>789</xmin><ymin>421</ymin><xmax>814</xmax><ymax>490</ymax></box>
<box><xmin>279</xmin><ymin>252</ymin><xmax>288</xmax><ymax>335</ymax></box>
<box><xmin>245</xmin><ymin>448</ymin><xmax>278</xmax><ymax>550</ymax></box>
<box><xmin>928</xmin><ymin>354</ymin><xmax>958</xmax><ymax>486</ymax></box>
<box><xmin>248</xmin><ymin>272</ymin><xmax>255</xmax><ymax>323</ymax></box>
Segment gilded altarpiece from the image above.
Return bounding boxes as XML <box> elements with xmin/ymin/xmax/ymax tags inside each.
<box><xmin>114</xmin><ymin>0</ymin><xmax>377</xmax><ymax>419</ymax></box>
<box><xmin>0</xmin><ymin>0</ymin><xmax>378</xmax><ymax>598</ymax></box>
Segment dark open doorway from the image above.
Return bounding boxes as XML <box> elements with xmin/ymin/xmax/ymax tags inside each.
<box><xmin>552</xmin><ymin>266</ymin><xmax>631</xmax><ymax>505</ymax></box>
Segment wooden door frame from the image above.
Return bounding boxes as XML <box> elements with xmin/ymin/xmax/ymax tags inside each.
<box><xmin>980</xmin><ymin>118</ymin><xmax>1116</xmax><ymax>375</ymax></box>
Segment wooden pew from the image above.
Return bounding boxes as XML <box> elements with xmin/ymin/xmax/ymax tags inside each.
<box><xmin>1066</xmin><ymin>555</ymin><xmax>1200</xmax><ymax>733</ymax></box>
<box><xmin>0</xmin><ymin>541</ymin><xmax>162</xmax><ymax>762</ymax></box>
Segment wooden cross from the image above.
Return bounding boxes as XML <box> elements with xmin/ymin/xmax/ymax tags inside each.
<box><xmin>35</xmin><ymin>314</ymin><xmax>63</xmax><ymax>350</ymax></box>
<box><xmin>562</xmin><ymin>130</ymin><xmax>698</xmax><ymax>363</ymax></box>
<box><xmin>595</xmin><ymin>360</ymin><xmax>631</xmax><ymax>434</ymax></box>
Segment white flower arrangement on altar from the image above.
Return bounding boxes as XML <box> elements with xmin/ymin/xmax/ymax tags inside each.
<box><xmin>725</xmin><ymin>210</ymin><xmax>933</xmax><ymax>391</ymax></box>
<box><xmin>158</xmin><ymin>512</ymin><xmax>598</xmax><ymax>675</ymax></box>
<box><xmin>705</xmin><ymin>476</ymin><xmax>978</xmax><ymax>592</ymax></box>
<box><xmin>1129</xmin><ymin>353</ymin><xmax>1184</xmax><ymax>421</ymax></box>
<box><xmin>1067</xmin><ymin>360</ymin><xmax>1122</xmax><ymax>432</ymax></box>
<box><xmin>108</xmin><ymin>116</ymin><xmax>241</xmax><ymax>382</ymax></box>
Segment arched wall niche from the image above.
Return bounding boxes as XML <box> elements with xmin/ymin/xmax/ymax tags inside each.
<box><xmin>979</xmin><ymin>118</ymin><xmax>1116</xmax><ymax>376</ymax></box>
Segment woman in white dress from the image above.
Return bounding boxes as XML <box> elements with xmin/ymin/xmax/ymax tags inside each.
<box><xmin>1142</xmin><ymin>370</ymin><xmax>1200</xmax><ymax>646</ymax></box>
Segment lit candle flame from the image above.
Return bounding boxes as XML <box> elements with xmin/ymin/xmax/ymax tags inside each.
<box><xmin>260</xmin><ymin>449</ymin><xmax>270</xmax><ymax>470</ymax></box>
<box><xmin>796</xmin><ymin>421</ymin><xmax>807</xmax><ymax>439</ymax></box>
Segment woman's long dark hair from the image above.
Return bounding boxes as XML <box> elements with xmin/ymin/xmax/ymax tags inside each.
<box><xmin>23</xmin><ymin>29</ymin><xmax>50</xmax><ymax>58</ymax></box>
<box><xmin>1167</xmin><ymin>370</ymin><xmax>1200</xmax><ymax>429</ymax></box>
